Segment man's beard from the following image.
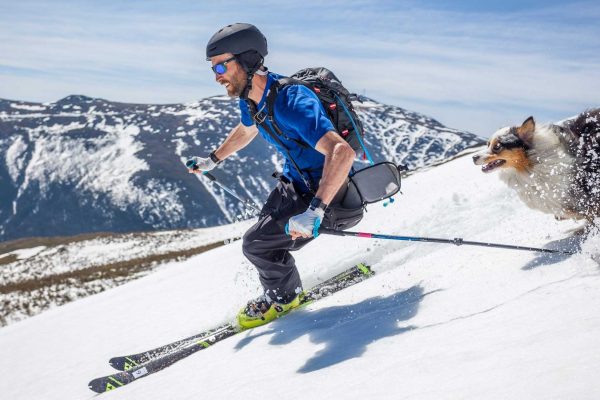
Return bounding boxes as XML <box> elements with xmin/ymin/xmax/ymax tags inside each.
<box><xmin>225</xmin><ymin>74</ymin><xmax>246</xmax><ymax>98</ymax></box>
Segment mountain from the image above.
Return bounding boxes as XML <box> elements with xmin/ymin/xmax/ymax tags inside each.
<box><xmin>0</xmin><ymin>153</ymin><xmax>596</xmax><ymax>400</ymax></box>
<box><xmin>0</xmin><ymin>95</ymin><xmax>484</xmax><ymax>241</ymax></box>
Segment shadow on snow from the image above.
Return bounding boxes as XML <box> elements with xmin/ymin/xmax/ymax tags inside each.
<box><xmin>523</xmin><ymin>232</ymin><xmax>585</xmax><ymax>270</ymax></box>
<box><xmin>235</xmin><ymin>285</ymin><xmax>433</xmax><ymax>373</ymax></box>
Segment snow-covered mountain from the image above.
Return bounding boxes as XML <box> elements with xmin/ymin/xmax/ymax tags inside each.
<box><xmin>0</xmin><ymin>153</ymin><xmax>598</xmax><ymax>400</ymax></box>
<box><xmin>0</xmin><ymin>95</ymin><xmax>483</xmax><ymax>241</ymax></box>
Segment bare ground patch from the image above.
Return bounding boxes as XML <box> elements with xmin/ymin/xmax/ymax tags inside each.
<box><xmin>0</xmin><ymin>231</ymin><xmax>232</xmax><ymax>327</ymax></box>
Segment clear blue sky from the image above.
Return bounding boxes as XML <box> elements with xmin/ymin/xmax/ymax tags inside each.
<box><xmin>1</xmin><ymin>0</ymin><xmax>599</xmax><ymax>136</ymax></box>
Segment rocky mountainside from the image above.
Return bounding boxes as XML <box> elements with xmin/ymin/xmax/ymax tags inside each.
<box><xmin>0</xmin><ymin>95</ymin><xmax>484</xmax><ymax>241</ymax></box>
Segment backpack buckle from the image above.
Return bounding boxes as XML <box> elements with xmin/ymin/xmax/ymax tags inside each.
<box><xmin>253</xmin><ymin>111</ymin><xmax>267</xmax><ymax>124</ymax></box>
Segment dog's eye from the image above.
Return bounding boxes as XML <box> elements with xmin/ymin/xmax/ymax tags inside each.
<box><xmin>493</xmin><ymin>143</ymin><xmax>503</xmax><ymax>152</ymax></box>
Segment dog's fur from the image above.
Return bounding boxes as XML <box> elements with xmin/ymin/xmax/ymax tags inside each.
<box><xmin>473</xmin><ymin>109</ymin><xmax>600</xmax><ymax>221</ymax></box>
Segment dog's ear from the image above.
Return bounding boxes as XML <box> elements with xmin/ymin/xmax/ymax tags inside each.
<box><xmin>517</xmin><ymin>116</ymin><xmax>535</xmax><ymax>146</ymax></box>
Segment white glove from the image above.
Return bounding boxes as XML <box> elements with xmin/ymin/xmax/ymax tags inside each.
<box><xmin>286</xmin><ymin>207</ymin><xmax>325</xmax><ymax>239</ymax></box>
<box><xmin>186</xmin><ymin>156</ymin><xmax>217</xmax><ymax>173</ymax></box>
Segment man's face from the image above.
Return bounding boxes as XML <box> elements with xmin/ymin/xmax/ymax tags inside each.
<box><xmin>210</xmin><ymin>53</ymin><xmax>246</xmax><ymax>98</ymax></box>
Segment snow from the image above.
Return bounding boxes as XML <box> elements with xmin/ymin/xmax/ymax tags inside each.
<box><xmin>0</xmin><ymin>221</ymin><xmax>254</xmax><ymax>287</ymax></box>
<box><xmin>0</xmin><ymin>153</ymin><xmax>599</xmax><ymax>399</ymax></box>
<box><xmin>5</xmin><ymin>135</ymin><xmax>28</xmax><ymax>184</ymax></box>
<box><xmin>9</xmin><ymin>103</ymin><xmax>47</xmax><ymax>111</ymax></box>
<box><xmin>1</xmin><ymin>246</ymin><xmax>46</xmax><ymax>260</ymax></box>
<box><xmin>13</xmin><ymin>121</ymin><xmax>187</xmax><ymax>226</ymax></box>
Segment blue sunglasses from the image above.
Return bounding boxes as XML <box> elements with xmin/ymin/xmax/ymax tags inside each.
<box><xmin>211</xmin><ymin>56</ymin><xmax>236</xmax><ymax>75</ymax></box>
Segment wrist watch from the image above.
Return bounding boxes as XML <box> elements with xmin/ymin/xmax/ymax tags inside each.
<box><xmin>309</xmin><ymin>197</ymin><xmax>328</xmax><ymax>212</ymax></box>
<box><xmin>209</xmin><ymin>151</ymin><xmax>222</xmax><ymax>164</ymax></box>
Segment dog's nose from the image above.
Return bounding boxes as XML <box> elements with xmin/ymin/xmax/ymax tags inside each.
<box><xmin>472</xmin><ymin>155</ymin><xmax>480</xmax><ymax>163</ymax></box>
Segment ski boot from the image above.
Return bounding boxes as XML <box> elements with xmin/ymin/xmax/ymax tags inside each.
<box><xmin>237</xmin><ymin>293</ymin><xmax>301</xmax><ymax>330</ymax></box>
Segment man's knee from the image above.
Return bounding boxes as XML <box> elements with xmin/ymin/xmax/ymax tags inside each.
<box><xmin>242</xmin><ymin>228</ymin><xmax>258</xmax><ymax>258</ymax></box>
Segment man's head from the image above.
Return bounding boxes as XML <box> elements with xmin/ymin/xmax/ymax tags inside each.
<box><xmin>206</xmin><ymin>23</ymin><xmax>268</xmax><ymax>98</ymax></box>
<box><xmin>210</xmin><ymin>52</ymin><xmax>248</xmax><ymax>97</ymax></box>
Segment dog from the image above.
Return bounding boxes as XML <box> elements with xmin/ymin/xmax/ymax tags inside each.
<box><xmin>473</xmin><ymin>109</ymin><xmax>600</xmax><ymax>222</ymax></box>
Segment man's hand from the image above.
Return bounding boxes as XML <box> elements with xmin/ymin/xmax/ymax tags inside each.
<box><xmin>186</xmin><ymin>156</ymin><xmax>217</xmax><ymax>174</ymax></box>
<box><xmin>286</xmin><ymin>208</ymin><xmax>325</xmax><ymax>240</ymax></box>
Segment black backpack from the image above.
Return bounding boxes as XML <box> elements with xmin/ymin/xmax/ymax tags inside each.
<box><xmin>247</xmin><ymin>67</ymin><xmax>372</xmax><ymax>192</ymax></box>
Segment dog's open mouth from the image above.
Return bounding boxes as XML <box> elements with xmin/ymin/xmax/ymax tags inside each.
<box><xmin>482</xmin><ymin>159</ymin><xmax>506</xmax><ymax>173</ymax></box>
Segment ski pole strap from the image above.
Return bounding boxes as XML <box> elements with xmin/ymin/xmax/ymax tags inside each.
<box><xmin>318</xmin><ymin>228</ymin><xmax>576</xmax><ymax>255</ymax></box>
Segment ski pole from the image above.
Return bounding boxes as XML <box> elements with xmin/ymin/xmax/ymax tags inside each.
<box><xmin>318</xmin><ymin>228</ymin><xmax>576</xmax><ymax>255</ymax></box>
<box><xmin>186</xmin><ymin>161</ymin><xmax>262</xmax><ymax>214</ymax></box>
<box><xmin>202</xmin><ymin>172</ymin><xmax>262</xmax><ymax>214</ymax></box>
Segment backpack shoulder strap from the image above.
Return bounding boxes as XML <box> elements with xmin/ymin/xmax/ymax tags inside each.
<box><xmin>245</xmin><ymin>95</ymin><xmax>316</xmax><ymax>194</ymax></box>
<box><xmin>265</xmin><ymin>78</ymin><xmax>303</xmax><ymax>117</ymax></box>
<box><xmin>262</xmin><ymin>79</ymin><xmax>310</xmax><ymax>149</ymax></box>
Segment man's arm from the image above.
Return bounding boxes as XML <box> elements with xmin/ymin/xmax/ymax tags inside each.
<box><xmin>189</xmin><ymin>123</ymin><xmax>258</xmax><ymax>173</ymax></box>
<box><xmin>314</xmin><ymin>131</ymin><xmax>355</xmax><ymax>205</ymax></box>
<box><xmin>287</xmin><ymin>131</ymin><xmax>355</xmax><ymax>240</ymax></box>
<box><xmin>214</xmin><ymin>123</ymin><xmax>259</xmax><ymax>161</ymax></box>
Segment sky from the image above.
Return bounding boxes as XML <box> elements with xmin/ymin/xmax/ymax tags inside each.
<box><xmin>1</xmin><ymin>0</ymin><xmax>599</xmax><ymax>136</ymax></box>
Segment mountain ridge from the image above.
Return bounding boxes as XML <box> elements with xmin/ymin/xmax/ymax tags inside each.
<box><xmin>0</xmin><ymin>95</ymin><xmax>484</xmax><ymax>241</ymax></box>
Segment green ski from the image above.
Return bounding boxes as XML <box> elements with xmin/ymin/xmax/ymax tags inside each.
<box><xmin>88</xmin><ymin>263</ymin><xmax>374</xmax><ymax>393</ymax></box>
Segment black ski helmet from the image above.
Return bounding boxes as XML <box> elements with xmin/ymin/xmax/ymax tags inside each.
<box><xmin>206</xmin><ymin>23</ymin><xmax>268</xmax><ymax>61</ymax></box>
<box><xmin>206</xmin><ymin>23</ymin><xmax>268</xmax><ymax>99</ymax></box>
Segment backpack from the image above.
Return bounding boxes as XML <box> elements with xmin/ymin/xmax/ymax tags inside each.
<box><xmin>247</xmin><ymin>67</ymin><xmax>373</xmax><ymax>193</ymax></box>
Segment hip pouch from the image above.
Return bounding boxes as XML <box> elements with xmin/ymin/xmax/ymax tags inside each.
<box><xmin>327</xmin><ymin>162</ymin><xmax>403</xmax><ymax>230</ymax></box>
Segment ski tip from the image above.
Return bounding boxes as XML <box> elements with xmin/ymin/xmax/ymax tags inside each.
<box><xmin>88</xmin><ymin>372</ymin><xmax>131</xmax><ymax>393</ymax></box>
<box><xmin>88</xmin><ymin>378</ymin><xmax>113</xmax><ymax>394</ymax></box>
<box><xmin>108</xmin><ymin>357</ymin><xmax>120</xmax><ymax>370</ymax></box>
<box><xmin>109</xmin><ymin>356</ymin><xmax>139</xmax><ymax>371</ymax></box>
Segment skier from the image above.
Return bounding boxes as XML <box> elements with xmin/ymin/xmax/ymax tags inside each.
<box><xmin>188</xmin><ymin>23</ymin><xmax>362</xmax><ymax>329</ymax></box>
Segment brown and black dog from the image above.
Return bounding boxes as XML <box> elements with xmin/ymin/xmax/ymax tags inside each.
<box><xmin>473</xmin><ymin>109</ymin><xmax>600</xmax><ymax>222</ymax></box>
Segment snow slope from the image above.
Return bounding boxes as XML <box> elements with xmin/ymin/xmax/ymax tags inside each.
<box><xmin>1</xmin><ymin>152</ymin><xmax>599</xmax><ymax>400</ymax></box>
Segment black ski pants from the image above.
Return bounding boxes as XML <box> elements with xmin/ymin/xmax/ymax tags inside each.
<box><xmin>242</xmin><ymin>178</ymin><xmax>338</xmax><ymax>304</ymax></box>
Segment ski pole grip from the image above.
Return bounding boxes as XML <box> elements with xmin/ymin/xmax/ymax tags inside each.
<box><xmin>185</xmin><ymin>159</ymin><xmax>199</xmax><ymax>170</ymax></box>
